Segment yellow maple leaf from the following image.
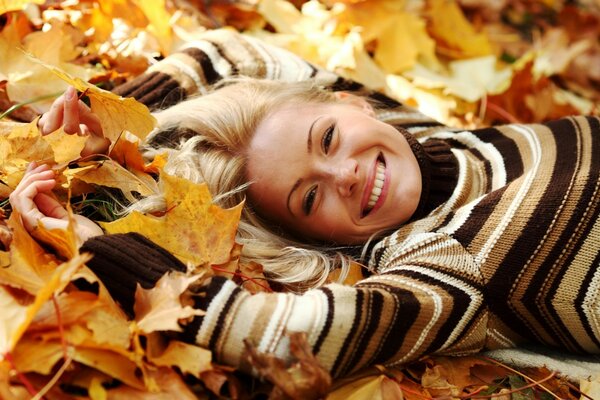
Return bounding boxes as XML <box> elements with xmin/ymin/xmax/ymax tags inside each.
<box><xmin>148</xmin><ymin>340</ymin><xmax>212</xmax><ymax>376</ymax></box>
<box><xmin>27</xmin><ymin>54</ymin><xmax>156</xmax><ymax>141</ymax></box>
<box><xmin>132</xmin><ymin>0</ymin><xmax>173</xmax><ymax>54</ymax></box>
<box><xmin>0</xmin><ymin>0</ymin><xmax>45</xmax><ymax>16</ymax></box>
<box><xmin>73</xmin><ymin>347</ymin><xmax>145</xmax><ymax>389</ymax></box>
<box><xmin>1</xmin><ymin>21</ymin><xmax>96</xmax><ymax>112</ymax></box>
<box><xmin>102</xmin><ymin>173</ymin><xmax>243</xmax><ymax>266</ymax></box>
<box><xmin>427</xmin><ymin>0</ymin><xmax>493</xmax><ymax>59</ymax></box>
<box><xmin>0</xmin><ymin>212</ymin><xmax>59</xmax><ymax>295</ymax></box>
<box><xmin>42</xmin><ymin>128</ymin><xmax>88</xmax><ymax>164</ymax></box>
<box><xmin>327</xmin><ymin>374</ymin><xmax>403</xmax><ymax>400</ymax></box>
<box><xmin>333</xmin><ymin>0</ymin><xmax>438</xmax><ymax>73</ymax></box>
<box><xmin>374</xmin><ymin>13</ymin><xmax>438</xmax><ymax>73</ymax></box>
<box><xmin>0</xmin><ymin>252</ymin><xmax>90</xmax><ymax>354</ymax></box>
<box><xmin>11</xmin><ymin>337</ymin><xmax>64</xmax><ymax>375</ymax></box>
<box><xmin>134</xmin><ymin>271</ymin><xmax>204</xmax><ymax>334</ymax></box>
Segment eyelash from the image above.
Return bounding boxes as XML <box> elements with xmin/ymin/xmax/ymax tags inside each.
<box><xmin>304</xmin><ymin>123</ymin><xmax>336</xmax><ymax>215</ymax></box>
<box><xmin>321</xmin><ymin>123</ymin><xmax>335</xmax><ymax>154</ymax></box>
<box><xmin>303</xmin><ymin>186</ymin><xmax>317</xmax><ymax>215</ymax></box>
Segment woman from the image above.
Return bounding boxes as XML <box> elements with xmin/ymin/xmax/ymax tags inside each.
<box><xmin>9</xmin><ymin>69</ymin><xmax>600</xmax><ymax>379</ymax></box>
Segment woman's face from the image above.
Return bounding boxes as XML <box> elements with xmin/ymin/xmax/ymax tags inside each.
<box><xmin>245</xmin><ymin>98</ymin><xmax>422</xmax><ymax>244</ymax></box>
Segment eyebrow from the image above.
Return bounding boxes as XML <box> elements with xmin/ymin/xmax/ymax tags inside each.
<box><xmin>286</xmin><ymin>116</ymin><xmax>322</xmax><ymax>215</ymax></box>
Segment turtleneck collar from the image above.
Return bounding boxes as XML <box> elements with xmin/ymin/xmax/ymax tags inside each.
<box><xmin>397</xmin><ymin>128</ymin><xmax>459</xmax><ymax>220</ymax></box>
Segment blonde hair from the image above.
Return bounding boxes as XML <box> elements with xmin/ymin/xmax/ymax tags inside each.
<box><xmin>134</xmin><ymin>79</ymin><xmax>358</xmax><ymax>291</ymax></box>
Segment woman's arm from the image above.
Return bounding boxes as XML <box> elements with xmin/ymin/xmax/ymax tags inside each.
<box><xmin>82</xmin><ymin>231</ymin><xmax>485</xmax><ymax>379</ymax></box>
<box><xmin>188</xmin><ymin>232</ymin><xmax>485</xmax><ymax>378</ymax></box>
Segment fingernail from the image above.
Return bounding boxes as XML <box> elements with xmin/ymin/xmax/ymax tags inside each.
<box><xmin>65</xmin><ymin>87</ymin><xmax>75</xmax><ymax>101</ymax></box>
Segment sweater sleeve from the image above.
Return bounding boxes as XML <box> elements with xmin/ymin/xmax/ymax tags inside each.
<box><xmin>185</xmin><ymin>232</ymin><xmax>487</xmax><ymax>378</ymax></box>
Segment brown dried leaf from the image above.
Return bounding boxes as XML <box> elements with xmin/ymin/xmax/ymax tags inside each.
<box><xmin>245</xmin><ymin>331</ymin><xmax>332</xmax><ymax>399</ymax></box>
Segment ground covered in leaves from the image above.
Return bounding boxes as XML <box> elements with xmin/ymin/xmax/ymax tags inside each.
<box><xmin>0</xmin><ymin>0</ymin><xmax>599</xmax><ymax>399</ymax></box>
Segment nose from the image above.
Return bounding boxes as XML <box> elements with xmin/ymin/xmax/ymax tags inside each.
<box><xmin>332</xmin><ymin>159</ymin><xmax>359</xmax><ymax>197</ymax></box>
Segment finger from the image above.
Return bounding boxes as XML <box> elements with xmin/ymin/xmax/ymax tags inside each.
<box><xmin>63</xmin><ymin>87</ymin><xmax>81</xmax><ymax>135</ymax></box>
<box><xmin>11</xmin><ymin>168</ymin><xmax>53</xmax><ymax>198</ymax></box>
<box><xmin>26</xmin><ymin>161</ymin><xmax>38</xmax><ymax>173</ymax></box>
<box><xmin>14</xmin><ymin>168</ymin><xmax>53</xmax><ymax>192</ymax></box>
<box><xmin>13</xmin><ymin>179</ymin><xmax>56</xmax><ymax>231</ymax></box>
<box><xmin>40</xmin><ymin>95</ymin><xmax>65</xmax><ymax>135</ymax></box>
<box><xmin>78</xmin><ymin>106</ymin><xmax>103</xmax><ymax>137</ymax></box>
<box><xmin>35</xmin><ymin>192</ymin><xmax>68</xmax><ymax>220</ymax></box>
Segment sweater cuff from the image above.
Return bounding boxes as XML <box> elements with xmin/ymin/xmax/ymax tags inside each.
<box><xmin>80</xmin><ymin>232</ymin><xmax>187</xmax><ymax>317</ymax></box>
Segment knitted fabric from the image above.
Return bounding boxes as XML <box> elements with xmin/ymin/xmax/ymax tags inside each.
<box><xmin>104</xmin><ymin>30</ymin><xmax>600</xmax><ymax>379</ymax></box>
<box><xmin>81</xmin><ymin>232</ymin><xmax>186</xmax><ymax>317</ymax></box>
<box><xmin>189</xmin><ymin>116</ymin><xmax>600</xmax><ymax>378</ymax></box>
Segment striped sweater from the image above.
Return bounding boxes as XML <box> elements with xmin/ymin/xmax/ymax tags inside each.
<box><xmin>111</xmin><ymin>29</ymin><xmax>600</xmax><ymax>377</ymax></box>
<box><xmin>187</xmin><ymin>116</ymin><xmax>600</xmax><ymax>378</ymax></box>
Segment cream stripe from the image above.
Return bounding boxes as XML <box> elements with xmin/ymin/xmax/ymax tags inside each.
<box><xmin>477</xmin><ymin>125</ymin><xmax>541</xmax><ymax>266</ymax></box>
<box><xmin>380</xmin><ymin>267</ymin><xmax>483</xmax><ymax>350</ymax></box>
<box><xmin>377</xmin><ymin>275</ymin><xmax>444</xmax><ymax>365</ymax></box>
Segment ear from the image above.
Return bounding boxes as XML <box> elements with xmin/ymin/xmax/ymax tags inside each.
<box><xmin>333</xmin><ymin>92</ymin><xmax>376</xmax><ymax>117</ymax></box>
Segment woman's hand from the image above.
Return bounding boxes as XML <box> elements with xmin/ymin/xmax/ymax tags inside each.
<box><xmin>38</xmin><ymin>86</ymin><xmax>110</xmax><ymax>157</ymax></box>
<box><xmin>9</xmin><ymin>163</ymin><xmax>104</xmax><ymax>244</ymax></box>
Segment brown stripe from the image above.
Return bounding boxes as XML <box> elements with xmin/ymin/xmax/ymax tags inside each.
<box><xmin>182</xmin><ymin>47</ymin><xmax>223</xmax><ymax>84</ymax></box>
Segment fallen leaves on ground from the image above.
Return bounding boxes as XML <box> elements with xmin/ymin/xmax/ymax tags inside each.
<box><xmin>0</xmin><ymin>0</ymin><xmax>597</xmax><ymax>398</ymax></box>
<box><xmin>245</xmin><ymin>332</ymin><xmax>332</xmax><ymax>399</ymax></box>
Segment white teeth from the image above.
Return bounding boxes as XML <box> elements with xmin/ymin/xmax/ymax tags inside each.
<box><xmin>365</xmin><ymin>161</ymin><xmax>385</xmax><ymax>212</ymax></box>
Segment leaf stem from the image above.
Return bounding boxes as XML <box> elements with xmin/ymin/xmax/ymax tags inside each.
<box><xmin>211</xmin><ymin>265</ymin><xmax>273</xmax><ymax>293</ymax></box>
<box><xmin>0</xmin><ymin>91</ymin><xmax>63</xmax><ymax>120</ymax></box>
<box><xmin>4</xmin><ymin>352</ymin><xmax>40</xmax><ymax>398</ymax></box>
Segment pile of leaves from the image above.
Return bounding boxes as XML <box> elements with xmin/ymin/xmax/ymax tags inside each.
<box><xmin>0</xmin><ymin>0</ymin><xmax>599</xmax><ymax>399</ymax></box>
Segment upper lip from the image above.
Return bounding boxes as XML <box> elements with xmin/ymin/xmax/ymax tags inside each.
<box><xmin>360</xmin><ymin>153</ymin><xmax>384</xmax><ymax>218</ymax></box>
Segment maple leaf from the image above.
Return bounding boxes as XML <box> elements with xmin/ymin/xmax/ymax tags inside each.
<box><xmin>0</xmin><ymin>0</ymin><xmax>44</xmax><ymax>14</ymax></box>
<box><xmin>148</xmin><ymin>339</ymin><xmax>212</xmax><ymax>376</ymax></box>
<box><xmin>0</xmin><ymin>20</ymin><xmax>96</xmax><ymax>113</ymax></box>
<box><xmin>326</xmin><ymin>261</ymin><xmax>365</xmax><ymax>286</ymax></box>
<box><xmin>27</xmin><ymin>55</ymin><xmax>156</xmax><ymax>141</ymax></box>
<box><xmin>134</xmin><ymin>271</ymin><xmax>204</xmax><ymax>334</ymax></box>
<box><xmin>102</xmin><ymin>367</ymin><xmax>198</xmax><ymax>399</ymax></box>
<box><xmin>426</xmin><ymin>0</ymin><xmax>494</xmax><ymax>59</ymax></box>
<box><xmin>63</xmin><ymin>159</ymin><xmax>158</xmax><ymax>202</ymax></box>
<box><xmin>0</xmin><ymin>252</ymin><xmax>90</xmax><ymax>355</ymax></box>
<box><xmin>327</xmin><ymin>374</ymin><xmax>404</xmax><ymax>400</ymax></box>
<box><xmin>102</xmin><ymin>172</ymin><xmax>243</xmax><ymax>266</ymax></box>
<box><xmin>42</xmin><ymin>127</ymin><xmax>88</xmax><ymax>164</ymax></box>
<box><xmin>245</xmin><ymin>332</ymin><xmax>332</xmax><ymax>399</ymax></box>
<box><xmin>0</xmin><ymin>212</ymin><xmax>59</xmax><ymax>295</ymax></box>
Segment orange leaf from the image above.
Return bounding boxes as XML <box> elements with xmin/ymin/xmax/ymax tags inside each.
<box><xmin>102</xmin><ymin>173</ymin><xmax>243</xmax><ymax>266</ymax></box>
<box><xmin>148</xmin><ymin>340</ymin><xmax>212</xmax><ymax>377</ymax></box>
<box><xmin>134</xmin><ymin>271</ymin><xmax>204</xmax><ymax>334</ymax></box>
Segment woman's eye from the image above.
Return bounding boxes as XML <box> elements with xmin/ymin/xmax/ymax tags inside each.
<box><xmin>321</xmin><ymin>124</ymin><xmax>335</xmax><ymax>154</ymax></box>
<box><xmin>303</xmin><ymin>186</ymin><xmax>318</xmax><ymax>215</ymax></box>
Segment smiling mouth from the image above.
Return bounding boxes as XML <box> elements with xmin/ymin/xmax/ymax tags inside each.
<box><xmin>362</xmin><ymin>155</ymin><xmax>386</xmax><ymax>217</ymax></box>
